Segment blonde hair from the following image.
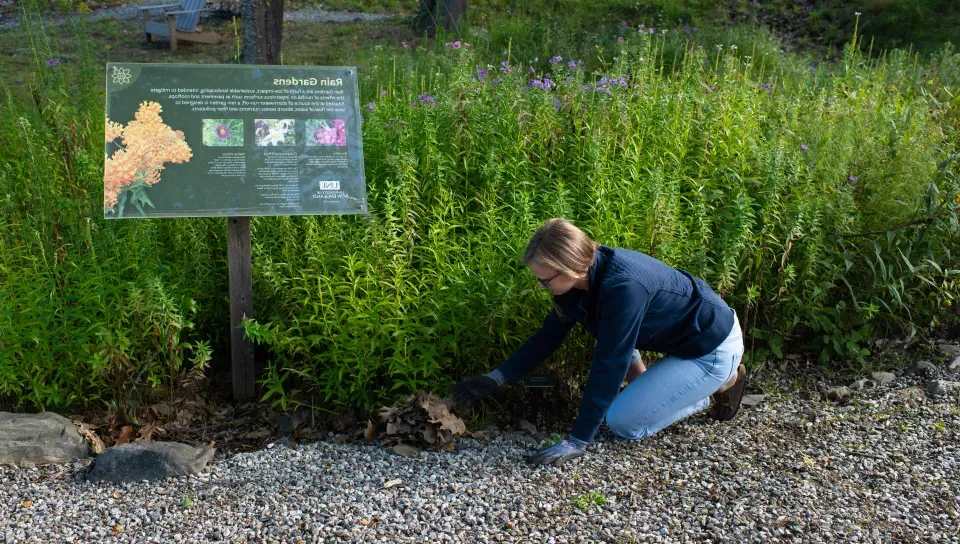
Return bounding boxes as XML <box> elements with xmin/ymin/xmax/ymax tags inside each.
<box><xmin>522</xmin><ymin>218</ymin><xmax>599</xmax><ymax>280</ymax></box>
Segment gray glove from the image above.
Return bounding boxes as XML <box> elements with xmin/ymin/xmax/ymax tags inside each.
<box><xmin>527</xmin><ymin>436</ymin><xmax>588</xmax><ymax>466</ymax></box>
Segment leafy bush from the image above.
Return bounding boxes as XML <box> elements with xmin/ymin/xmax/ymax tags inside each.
<box><xmin>0</xmin><ymin>3</ymin><xmax>957</xmax><ymax>415</ymax></box>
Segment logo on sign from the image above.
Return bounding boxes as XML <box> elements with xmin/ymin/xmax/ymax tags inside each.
<box><xmin>318</xmin><ymin>181</ymin><xmax>340</xmax><ymax>190</ymax></box>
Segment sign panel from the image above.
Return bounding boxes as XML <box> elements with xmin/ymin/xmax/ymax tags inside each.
<box><xmin>104</xmin><ymin>63</ymin><xmax>367</xmax><ymax>218</ymax></box>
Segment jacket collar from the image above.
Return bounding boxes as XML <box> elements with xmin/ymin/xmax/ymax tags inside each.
<box><xmin>587</xmin><ymin>245</ymin><xmax>612</xmax><ymax>294</ymax></box>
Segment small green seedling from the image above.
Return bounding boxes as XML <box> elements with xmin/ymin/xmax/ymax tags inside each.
<box><xmin>180</xmin><ymin>497</ymin><xmax>192</xmax><ymax>508</ymax></box>
<box><xmin>538</xmin><ymin>433</ymin><xmax>564</xmax><ymax>449</ymax></box>
<box><xmin>574</xmin><ymin>491</ymin><xmax>607</xmax><ymax>510</ymax></box>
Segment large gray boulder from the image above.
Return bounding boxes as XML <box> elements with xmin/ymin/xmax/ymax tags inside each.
<box><xmin>0</xmin><ymin>412</ymin><xmax>90</xmax><ymax>467</ymax></box>
<box><xmin>87</xmin><ymin>442</ymin><xmax>215</xmax><ymax>483</ymax></box>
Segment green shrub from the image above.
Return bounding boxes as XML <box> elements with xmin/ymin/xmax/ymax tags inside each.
<box><xmin>0</xmin><ymin>2</ymin><xmax>957</xmax><ymax>415</ymax></box>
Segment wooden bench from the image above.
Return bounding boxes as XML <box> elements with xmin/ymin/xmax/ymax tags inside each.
<box><xmin>140</xmin><ymin>0</ymin><xmax>221</xmax><ymax>53</ymax></box>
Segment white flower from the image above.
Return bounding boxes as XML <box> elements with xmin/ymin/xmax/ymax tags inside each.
<box><xmin>716</xmin><ymin>44</ymin><xmax>723</xmax><ymax>50</ymax></box>
<box><xmin>730</xmin><ymin>44</ymin><xmax>738</xmax><ymax>50</ymax></box>
<box><xmin>855</xmin><ymin>11</ymin><xmax>862</xmax><ymax>15</ymax></box>
<box><xmin>111</xmin><ymin>66</ymin><xmax>131</xmax><ymax>85</ymax></box>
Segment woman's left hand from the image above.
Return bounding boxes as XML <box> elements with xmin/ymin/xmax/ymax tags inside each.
<box><xmin>527</xmin><ymin>437</ymin><xmax>588</xmax><ymax>466</ymax></box>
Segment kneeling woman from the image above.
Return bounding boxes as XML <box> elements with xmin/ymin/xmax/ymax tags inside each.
<box><xmin>452</xmin><ymin>218</ymin><xmax>747</xmax><ymax>466</ymax></box>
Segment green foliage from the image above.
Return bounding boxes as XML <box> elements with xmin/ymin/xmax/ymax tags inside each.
<box><xmin>575</xmin><ymin>491</ymin><xmax>608</xmax><ymax>510</ymax></box>
<box><xmin>0</xmin><ymin>0</ymin><xmax>958</xmax><ymax>415</ymax></box>
<box><xmin>0</xmin><ymin>2</ymin><xmax>226</xmax><ymax>412</ymax></box>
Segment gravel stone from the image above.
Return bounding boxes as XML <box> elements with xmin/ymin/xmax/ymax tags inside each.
<box><xmin>1</xmin><ymin>373</ymin><xmax>958</xmax><ymax>542</ymax></box>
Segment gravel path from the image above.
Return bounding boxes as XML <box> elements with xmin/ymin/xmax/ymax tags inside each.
<box><xmin>2</xmin><ymin>369</ymin><xmax>959</xmax><ymax>543</ymax></box>
<box><xmin>0</xmin><ymin>2</ymin><xmax>396</xmax><ymax>31</ymax></box>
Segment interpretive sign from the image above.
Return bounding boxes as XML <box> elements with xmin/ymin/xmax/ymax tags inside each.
<box><xmin>103</xmin><ymin>63</ymin><xmax>367</xmax><ymax>218</ymax></box>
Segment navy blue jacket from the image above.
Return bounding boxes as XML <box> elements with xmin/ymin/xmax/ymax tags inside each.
<box><xmin>493</xmin><ymin>245</ymin><xmax>735</xmax><ymax>443</ymax></box>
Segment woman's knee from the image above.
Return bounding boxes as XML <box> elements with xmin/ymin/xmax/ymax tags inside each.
<box><xmin>605</xmin><ymin>402</ymin><xmax>651</xmax><ymax>440</ymax></box>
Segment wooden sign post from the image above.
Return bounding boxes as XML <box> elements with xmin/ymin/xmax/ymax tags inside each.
<box><xmin>228</xmin><ymin>216</ymin><xmax>256</xmax><ymax>401</ymax></box>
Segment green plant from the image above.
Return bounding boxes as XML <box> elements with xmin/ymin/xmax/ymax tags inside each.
<box><xmin>574</xmin><ymin>491</ymin><xmax>607</xmax><ymax>510</ymax></box>
<box><xmin>1</xmin><ymin>0</ymin><xmax>958</xmax><ymax>417</ymax></box>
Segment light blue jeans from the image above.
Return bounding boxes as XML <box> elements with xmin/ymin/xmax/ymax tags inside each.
<box><xmin>605</xmin><ymin>311</ymin><xmax>744</xmax><ymax>440</ymax></box>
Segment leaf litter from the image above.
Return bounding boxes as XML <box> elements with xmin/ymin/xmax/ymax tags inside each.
<box><xmin>366</xmin><ymin>392</ymin><xmax>467</xmax><ymax>452</ymax></box>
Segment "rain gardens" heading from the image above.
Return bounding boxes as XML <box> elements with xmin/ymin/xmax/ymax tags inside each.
<box><xmin>272</xmin><ymin>77</ymin><xmax>343</xmax><ymax>86</ymax></box>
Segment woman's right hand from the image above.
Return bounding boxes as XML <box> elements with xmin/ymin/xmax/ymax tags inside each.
<box><xmin>449</xmin><ymin>375</ymin><xmax>500</xmax><ymax>406</ymax></box>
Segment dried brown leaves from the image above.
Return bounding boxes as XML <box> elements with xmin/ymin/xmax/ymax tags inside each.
<box><xmin>366</xmin><ymin>392</ymin><xmax>466</xmax><ymax>451</ymax></box>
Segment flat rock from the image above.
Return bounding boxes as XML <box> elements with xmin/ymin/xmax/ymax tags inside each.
<box><xmin>870</xmin><ymin>372</ymin><xmax>896</xmax><ymax>385</ymax></box>
<box><xmin>849</xmin><ymin>378</ymin><xmax>872</xmax><ymax>391</ymax></box>
<box><xmin>0</xmin><ymin>412</ymin><xmax>89</xmax><ymax>467</ymax></box>
<box><xmin>939</xmin><ymin>344</ymin><xmax>960</xmax><ymax>371</ymax></box>
<box><xmin>740</xmin><ymin>394</ymin><xmax>766</xmax><ymax>407</ymax></box>
<box><xmin>86</xmin><ymin>442</ymin><xmax>215</xmax><ymax>483</ymax></box>
<box><xmin>825</xmin><ymin>386</ymin><xmax>853</xmax><ymax>402</ymax></box>
<box><xmin>912</xmin><ymin>360</ymin><xmax>938</xmax><ymax>378</ymax></box>
<box><xmin>392</xmin><ymin>444</ymin><xmax>420</xmax><ymax>457</ymax></box>
<box><xmin>925</xmin><ymin>380</ymin><xmax>960</xmax><ymax>399</ymax></box>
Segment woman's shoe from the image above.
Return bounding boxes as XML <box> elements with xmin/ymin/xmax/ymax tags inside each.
<box><xmin>708</xmin><ymin>364</ymin><xmax>747</xmax><ymax>421</ymax></box>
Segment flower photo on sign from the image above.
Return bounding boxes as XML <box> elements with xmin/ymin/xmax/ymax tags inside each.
<box><xmin>305</xmin><ymin>119</ymin><xmax>346</xmax><ymax>147</ymax></box>
<box><xmin>104</xmin><ymin>101</ymin><xmax>192</xmax><ymax>217</ymax></box>
<box><xmin>202</xmin><ymin>119</ymin><xmax>244</xmax><ymax>147</ymax></box>
<box><xmin>254</xmin><ymin>119</ymin><xmax>296</xmax><ymax>146</ymax></box>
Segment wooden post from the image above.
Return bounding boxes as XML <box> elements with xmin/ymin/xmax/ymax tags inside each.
<box><xmin>167</xmin><ymin>14</ymin><xmax>177</xmax><ymax>52</ymax></box>
<box><xmin>228</xmin><ymin>216</ymin><xmax>256</xmax><ymax>401</ymax></box>
<box><xmin>230</xmin><ymin>0</ymin><xmax>283</xmax><ymax>402</ymax></box>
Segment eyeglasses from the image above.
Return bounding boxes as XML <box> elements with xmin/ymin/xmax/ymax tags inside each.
<box><xmin>537</xmin><ymin>271</ymin><xmax>561</xmax><ymax>287</ymax></box>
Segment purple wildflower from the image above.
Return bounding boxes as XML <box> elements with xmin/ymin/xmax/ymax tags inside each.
<box><xmin>617</xmin><ymin>36</ymin><xmax>624</xmax><ymax>43</ymax></box>
<box><xmin>418</xmin><ymin>93</ymin><xmax>436</xmax><ymax>104</ymax></box>
<box><xmin>600</xmin><ymin>24</ymin><xmax>606</xmax><ymax>30</ymax></box>
<box><xmin>568</xmin><ymin>60</ymin><xmax>577</xmax><ymax>69</ymax></box>
<box><xmin>848</xmin><ymin>175</ymin><xmax>858</xmax><ymax>181</ymax></box>
<box><xmin>554</xmin><ymin>100</ymin><xmax>561</xmax><ymax>110</ymax></box>
<box><xmin>445</xmin><ymin>41</ymin><xmax>462</xmax><ymax>49</ymax></box>
<box><xmin>401</xmin><ymin>41</ymin><xmax>409</xmax><ymax>48</ymax></box>
<box><xmin>476</xmin><ymin>68</ymin><xmax>487</xmax><ymax>81</ymax></box>
<box><xmin>215</xmin><ymin>124</ymin><xmax>231</xmax><ymax>140</ymax></box>
<box><xmin>550</xmin><ymin>56</ymin><xmax>563</xmax><ymax>64</ymax></box>
<box><xmin>649</xmin><ymin>28</ymin><xmax>655</xmax><ymax>34</ymax></box>
<box><xmin>410</xmin><ymin>102</ymin><xmax>417</xmax><ymax>108</ymax></box>
<box><xmin>800</xmin><ymin>144</ymin><xmax>809</xmax><ymax>151</ymax></box>
<box><xmin>46</xmin><ymin>58</ymin><xmax>60</xmax><ymax>67</ymax></box>
<box><xmin>620</xmin><ymin>21</ymin><xmax>628</xmax><ymax>28</ymax></box>
<box><xmin>364</xmin><ymin>103</ymin><xmax>375</xmax><ymax>111</ymax></box>
<box><xmin>381</xmin><ymin>89</ymin><xmax>389</xmax><ymax>96</ymax></box>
